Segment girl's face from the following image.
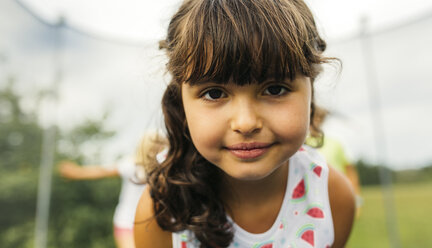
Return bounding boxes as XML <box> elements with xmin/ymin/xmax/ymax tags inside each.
<box><xmin>182</xmin><ymin>76</ymin><xmax>311</xmax><ymax>181</ymax></box>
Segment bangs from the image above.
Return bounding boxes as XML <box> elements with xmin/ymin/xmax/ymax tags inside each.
<box><xmin>164</xmin><ymin>0</ymin><xmax>326</xmax><ymax>86</ymax></box>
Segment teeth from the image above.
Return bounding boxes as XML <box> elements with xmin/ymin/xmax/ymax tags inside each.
<box><xmin>240</xmin><ymin>146</ymin><xmax>259</xmax><ymax>150</ymax></box>
<box><xmin>227</xmin><ymin>143</ymin><xmax>270</xmax><ymax>150</ymax></box>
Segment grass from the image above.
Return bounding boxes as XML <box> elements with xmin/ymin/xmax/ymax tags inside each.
<box><xmin>347</xmin><ymin>181</ymin><xmax>432</xmax><ymax>247</ymax></box>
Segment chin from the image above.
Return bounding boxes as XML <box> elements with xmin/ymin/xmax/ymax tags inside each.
<box><xmin>223</xmin><ymin>166</ymin><xmax>276</xmax><ymax>181</ymax></box>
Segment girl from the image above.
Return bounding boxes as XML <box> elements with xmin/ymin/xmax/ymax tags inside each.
<box><xmin>135</xmin><ymin>0</ymin><xmax>355</xmax><ymax>247</ymax></box>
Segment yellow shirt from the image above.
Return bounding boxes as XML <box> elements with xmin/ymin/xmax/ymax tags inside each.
<box><xmin>306</xmin><ymin>136</ymin><xmax>350</xmax><ymax>174</ymax></box>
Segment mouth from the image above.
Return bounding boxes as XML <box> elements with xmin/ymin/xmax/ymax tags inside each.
<box><xmin>225</xmin><ymin>142</ymin><xmax>273</xmax><ymax>160</ymax></box>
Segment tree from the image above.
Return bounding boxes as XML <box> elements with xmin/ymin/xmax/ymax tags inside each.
<box><xmin>0</xmin><ymin>78</ymin><xmax>119</xmax><ymax>248</ymax></box>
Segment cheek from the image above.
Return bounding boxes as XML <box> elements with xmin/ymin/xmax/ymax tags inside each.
<box><xmin>188</xmin><ymin>115</ymin><xmax>223</xmax><ymax>147</ymax></box>
<box><xmin>183</xmin><ymin>104</ymin><xmax>225</xmax><ymax>159</ymax></box>
<box><xmin>269</xmin><ymin>102</ymin><xmax>310</xmax><ymax>143</ymax></box>
<box><xmin>181</xmin><ymin>85</ymin><xmax>224</xmax><ymax>162</ymax></box>
<box><xmin>187</xmin><ymin>115</ymin><xmax>226</xmax><ymax>165</ymax></box>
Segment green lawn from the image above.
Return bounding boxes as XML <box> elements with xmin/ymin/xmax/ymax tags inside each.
<box><xmin>347</xmin><ymin>181</ymin><xmax>432</xmax><ymax>247</ymax></box>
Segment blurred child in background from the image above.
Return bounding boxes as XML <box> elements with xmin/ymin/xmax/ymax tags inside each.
<box><xmin>308</xmin><ymin>106</ymin><xmax>362</xmax><ymax>215</ymax></box>
<box><xmin>59</xmin><ymin>131</ymin><xmax>167</xmax><ymax>248</ymax></box>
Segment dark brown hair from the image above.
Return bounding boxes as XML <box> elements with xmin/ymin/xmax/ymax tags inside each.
<box><xmin>148</xmin><ymin>0</ymin><xmax>331</xmax><ymax>246</ymax></box>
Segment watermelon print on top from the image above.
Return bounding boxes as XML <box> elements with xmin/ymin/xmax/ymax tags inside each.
<box><xmin>252</xmin><ymin>240</ymin><xmax>273</xmax><ymax>248</ymax></box>
<box><xmin>291</xmin><ymin>175</ymin><xmax>308</xmax><ymax>203</ymax></box>
<box><xmin>171</xmin><ymin>145</ymin><xmax>334</xmax><ymax>248</ymax></box>
<box><xmin>310</xmin><ymin>163</ymin><xmax>322</xmax><ymax>177</ymax></box>
<box><xmin>305</xmin><ymin>204</ymin><xmax>325</xmax><ymax>219</ymax></box>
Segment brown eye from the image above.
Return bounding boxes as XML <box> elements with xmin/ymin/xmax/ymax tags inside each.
<box><xmin>203</xmin><ymin>88</ymin><xmax>226</xmax><ymax>100</ymax></box>
<box><xmin>264</xmin><ymin>85</ymin><xmax>288</xmax><ymax>96</ymax></box>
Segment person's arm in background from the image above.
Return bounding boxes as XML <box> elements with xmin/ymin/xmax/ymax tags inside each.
<box><xmin>331</xmin><ymin>139</ymin><xmax>363</xmax><ymax>217</ymax></box>
<box><xmin>58</xmin><ymin>160</ymin><xmax>119</xmax><ymax>180</ymax></box>
<box><xmin>345</xmin><ymin>164</ymin><xmax>363</xmax><ymax>217</ymax></box>
<box><xmin>345</xmin><ymin>165</ymin><xmax>361</xmax><ymax>196</ymax></box>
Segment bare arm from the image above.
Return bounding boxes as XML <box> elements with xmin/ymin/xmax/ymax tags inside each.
<box><xmin>345</xmin><ymin>165</ymin><xmax>361</xmax><ymax>196</ymax></box>
<box><xmin>58</xmin><ymin>161</ymin><xmax>119</xmax><ymax>180</ymax></box>
<box><xmin>328</xmin><ymin>166</ymin><xmax>355</xmax><ymax>248</ymax></box>
<box><xmin>134</xmin><ymin>188</ymin><xmax>172</xmax><ymax>248</ymax></box>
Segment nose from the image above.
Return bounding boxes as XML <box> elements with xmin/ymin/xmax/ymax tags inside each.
<box><xmin>230</xmin><ymin>98</ymin><xmax>263</xmax><ymax>135</ymax></box>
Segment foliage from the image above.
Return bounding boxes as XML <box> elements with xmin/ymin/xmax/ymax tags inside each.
<box><xmin>0</xmin><ymin>79</ymin><xmax>119</xmax><ymax>248</ymax></box>
<box><xmin>355</xmin><ymin>160</ymin><xmax>388</xmax><ymax>185</ymax></box>
<box><xmin>58</xmin><ymin>113</ymin><xmax>115</xmax><ymax>164</ymax></box>
<box><xmin>355</xmin><ymin>159</ymin><xmax>432</xmax><ymax>185</ymax></box>
<box><xmin>0</xmin><ymin>79</ymin><xmax>43</xmax><ymax>172</ymax></box>
<box><xmin>393</xmin><ymin>164</ymin><xmax>432</xmax><ymax>184</ymax></box>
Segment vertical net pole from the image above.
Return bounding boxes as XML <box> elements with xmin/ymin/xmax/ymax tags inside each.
<box><xmin>34</xmin><ymin>17</ymin><xmax>64</xmax><ymax>248</ymax></box>
<box><xmin>360</xmin><ymin>16</ymin><xmax>401</xmax><ymax>248</ymax></box>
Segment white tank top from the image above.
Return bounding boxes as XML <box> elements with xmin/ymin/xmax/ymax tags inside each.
<box><xmin>172</xmin><ymin>145</ymin><xmax>334</xmax><ymax>248</ymax></box>
<box><xmin>113</xmin><ymin>156</ymin><xmax>146</xmax><ymax>229</ymax></box>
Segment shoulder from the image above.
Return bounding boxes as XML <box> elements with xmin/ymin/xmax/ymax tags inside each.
<box><xmin>134</xmin><ymin>187</ymin><xmax>172</xmax><ymax>248</ymax></box>
<box><xmin>327</xmin><ymin>166</ymin><xmax>355</xmax><ymax>248</ymax></box>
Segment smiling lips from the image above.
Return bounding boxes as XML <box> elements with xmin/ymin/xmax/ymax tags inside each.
<box><xmin>225</xmin><ymin>142</ymin><xmax>273</xmax><ymax>160</ymax></box>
